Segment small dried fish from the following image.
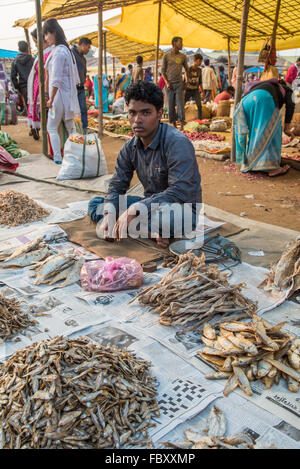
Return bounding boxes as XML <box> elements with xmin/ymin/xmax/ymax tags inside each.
<box><xmin>130</xmin><ymin>252</ymin><xmax>257</xmax><ymax>327</ymax></box>
<box><xmin>0</xmin><ymin>190</ymin><xmax>50</xmax><ymax>227</ymax></box>
<box><xmin>0</xmin><ymin>336</ymin><xmax>159</xmax><ymax>449</ymax></box>
<box><xmin>0</xmin><ymin>295</ymin><xmax>37</xmax><ymax>341</ymax></box>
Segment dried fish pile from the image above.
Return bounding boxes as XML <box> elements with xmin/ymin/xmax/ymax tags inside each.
<box><xmin>130</xmin><ymin>252</ymin><xmax>257</xmax><ymax>327</ymax></box>
<box><xmin>0</xmin><ymin>236</ymin><xmax>50</xmax><ymax>269</ymax></box>
<box><xmin>163</xmin><ymin>405</ymin><xmax>259</xmax><ymax>449</ymax></box>
<box><xmin>30</xmin><ymin>252</ymin><xmax>85</xmax><ymax>288</ymax></box>
<box><xmin>0</xmin><ymin>295</ymin><xmax>37</xmax><ymax>341</ymax></box>
<box><xmin>198</xmin><ymin>315</ymin><xmax>300</xmax><ymax>396</ymax></box>
<box><xmin>0</xmin><ymin>191</ymin><xmax>50</xmax><ymax>227</ymax></box>
<box><xmin>0</xmin><ymin>336</ymin><xmax>159</xmax><ymax>449</ymax></box>
<box><xmin>260</xmin><ymin>239</ymin><xmax>300</xmax><ymax>297</ymax></box>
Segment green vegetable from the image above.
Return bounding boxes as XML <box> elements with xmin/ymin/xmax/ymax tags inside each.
<box><xmin>0</xmin><ymin>131</ymin><xmax>22</xmax><ymax>158</ymax></box>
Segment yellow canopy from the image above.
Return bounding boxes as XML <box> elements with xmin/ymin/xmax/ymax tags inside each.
<box><xmin>104</xmin><ymin>0</ymin><xmax>300</xmax><ymax>51</ymax></box>
<box><xmin>13</xmin><ymin>16</ymin><xmax>36</xmax><ymax>29</ymax></box>
<box><xmin>71</xmin><ymin>30</ymin><xmax>163</xmax><ymax>64</ymax></box>
<box><xmin>13</xmin><ymin>0</ymin><xmax>300</xmax><ymax>51</ymax></box>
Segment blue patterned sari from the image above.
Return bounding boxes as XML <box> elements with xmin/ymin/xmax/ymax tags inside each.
<box><xmin>234</xmin><ymin>89</ymin><xmax>282</xmax><ymax>172</ymax></box>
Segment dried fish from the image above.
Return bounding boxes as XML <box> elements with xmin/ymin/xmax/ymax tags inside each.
<box><xmin>199</xmin><ymin>317</ymin><xmax>300</xmax><ymax>396</ymax></box>
<box><xmin>130</xmin><ymin>252</ymin><xmax>257</xmax><ymax>327</ymax></box>
<box><xmin>0</xmin><ymin>295</ymin><xmax>38</xmax><ymax>341</ymax></box>
<box><xmin>162</xmin><ymin>407</ymin><xmax>263</xmax><ymax>449</ymax></box>
<box><xmin>0</xmin><ymin>190</ymin><xmax>50</xmax><ymax>227</ymax></box>
<box><xmin>0</xmin><ymin>336</ymin><xmax>159</xmax><ymax>449</ymax></box>
<box><xmin>30</xmin><ymin>252</ymin><xmax>84</xmax><ymax>288</ymax></box>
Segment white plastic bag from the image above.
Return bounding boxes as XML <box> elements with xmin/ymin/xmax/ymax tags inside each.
<box><xmin>57</xmin><ymin>133</ymin><xmax>108</xmax><ymax>180</ymax></box>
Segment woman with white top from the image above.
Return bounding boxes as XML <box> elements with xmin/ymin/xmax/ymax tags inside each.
<box><xmin>43</xmin><ymin>19</ymin><xmax>80</xmax><ymax>164</ymax></box>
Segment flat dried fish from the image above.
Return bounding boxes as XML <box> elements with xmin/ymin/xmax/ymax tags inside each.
<box><xmin>0</xmin><ymin>336</ymin><xmax>158</xmax><ymax>449</ymax></box>
<box><xmin>0</xmin><ymin>190</ymin><xmax>50</xmax><ymax>227</ymax></box>
<box><xmin>199</xmin><ymin>317</ymin><xmax>300</xmax><ymax>396</ymax></box>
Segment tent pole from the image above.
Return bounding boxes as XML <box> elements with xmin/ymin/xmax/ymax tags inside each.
<box><xmin>231</xmin><ymin>0</ymin><xmax>250</xmax><ymax>162</ymax></box>
<box><xmin>112</xmin><ymin>56</ymin><xmax>116</xmax><ymax>97</ymax></box>
<box><xmin>34</xmin><ymin>0</ymin><xmax>48</xmax><ymax>157</ymax></box>
<box><xmin>104</xmin><ymin>31</ymin><xmax>107</xmax><ymax>75</ymax></box>
<box><xmin>227</xmin><ymin>37</ymin><xmax>231</xmax><ymax>85</ymax></box>
<box><xmin>154</xmin><ymin>0</ymin><xmax>162</xmax><ymax>83</ymax></box>
<box><xmin>272</xmin><ymin>0</ymin><xmax>281</xmax><ymax>46</ymax></box>
<box><xmin>24</xmin><ymin>28</ymin><xmax>32</xmax><ymax>56</ymax></box>
<box><xmin>98</xmin><ymin>2</ymin><xmax>103</xmax><ymax>137</ymax></box>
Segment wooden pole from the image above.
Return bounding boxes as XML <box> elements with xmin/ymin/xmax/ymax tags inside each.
<box><xmin>98</xmin><ymin>2</ymin><xmax>103</xmax><ymax>137</ymax></box>
<box><xmin>272</xmin><ymin>0</ymin><xmax>281</xmax><ymax>47</ymax></box>
<box><xmin>104</xmin><ymin>31</ymin><xmax>107</xmax><ymax>75</ymax></box>
<box><xmin>154</xmin><ymin>0</ymin><xmax>162</xmax><ymax>83</ymax></box>
<box><xmin>35</xmin><ymin>0</ymin><xmax>48</xmax><ymax>156</ymax></box>
<box><xmin>24</xmin><ymin>28</ymin><xmax>32</xmax><ymax>56</ymax></box>
<box><xmin>227</xmin><ymin>37</ymin><xmax>231</xmax><ymax>85</ymax></box>
<box><xmin>112</xmin><ymin>56</ymin><xmax>116</xmax><ymax>96</ymax></box>
<box><xmin>231</xmin><ymin>0</ymin><xmax>250</xmax><ymax>162</ymax></box>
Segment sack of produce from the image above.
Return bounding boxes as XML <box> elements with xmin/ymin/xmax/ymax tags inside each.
<box><xmin>80</xmin><ymin>257</ymin><xmax>144</xmax><ymax>292</ymax></box>
<box><xmin>201</xmin><ymin>104</ymin><xmax>211</xmax><ymax>119</ymax></box>
<box><xmin>0</xmin><ymin>101</ymin><xmax>17</xmax><ymax>125</ymax></box>
<box><xmin>112</xmin><ymin>97</ymin><xmax>125</xmax><ymax>115</ymax></box>
<box><xmin>216</xmin><ymin>100</ymin><xmax>231</xmax><ymax>117</ymax></box>
<box><xmin>184</xmin><ymin>101</ymin><xmax>198</xmax><ymax>122</ymax></box>
<box><xmin>57</xmin><ymin>133</ymin><xmax>108</xmax><ymax>180</ymax></box>
<box><xmin>210</xmin><ymin>120</ymin><xmax>227</xmax><ymax>132</ymax></box>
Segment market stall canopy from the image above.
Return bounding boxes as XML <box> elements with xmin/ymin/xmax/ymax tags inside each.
<box><xmin>13</xmin><ymin>16</ymin><xmax>36</xmax><ymax>29</ymax></box>
<box><xmin>13</xmin><ymin>1</ymin><xmax>300</xmax><ymax>51</ymax></box>
<box><xmin>0</xmin><ymin>49</ymin><xmax>19</xmax><ymax>59</ymax></box>
<box><xmin>71</xmin><ymin>30</ymin><xmax>163</xmax><ymax>64</ymax></box>
<box><xmin>104</xmin><ymin>0</ymin><xmax>300</xmax><ymax>51</ymax></box>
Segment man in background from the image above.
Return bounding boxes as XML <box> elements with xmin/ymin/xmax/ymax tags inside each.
<box><xmin>11</xmin><ymin>41</ymin><xmax>34</xmax><ymax>115</ymax></box>
<box><xmin>202</xmin><ymin>58</ymin><xmax>218</xmax><ymax>103</ymax></box>
<box><xmin>72</xmin><ymin>37</ymin><xmax>92</xmax><ymax>134</ymax></box>
<box><xmin>161</xmin><ymin>36</ymin><xmax>188</xmax><ymax>130</ymax></box>
<box><xmin>285</xmin><ymin>57</ymin><xmax>300</xmax><ymax>89</ymax></box>
<box><xmin>132</xmin><ymin>55</ymin><xmax>144</xmax><ymax>83</ymax></box>
<box><xmin>185</xmin><ymin>53</ymin><xmax>204</xmax><ymax>120</ymax></box>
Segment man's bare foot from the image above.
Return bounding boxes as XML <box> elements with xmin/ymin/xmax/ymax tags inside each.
<box><xmin>268</xmin><ymin>165</ymin><xmax>290</xmax><ymax>177</ymax></box>
<box><xmin>156</xmin><ymin>237</ymin><xmax>170</xmax><ymax>248</ymax></box>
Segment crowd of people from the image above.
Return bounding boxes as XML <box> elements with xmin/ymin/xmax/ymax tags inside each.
<box><xmin>6</xmin><ymin>21</ymin><xmax>299</xmax><ymax>180</ymax></box>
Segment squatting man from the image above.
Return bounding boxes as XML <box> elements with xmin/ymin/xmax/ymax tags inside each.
<box><xmin>88</xmin><ymin>81</ymin><xmax>202</xmax><ymax>248</ymax></box>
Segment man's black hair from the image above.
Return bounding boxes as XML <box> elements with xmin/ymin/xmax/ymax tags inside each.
<box><xmin>136</xmin><ymin>55</ymin><xmax>143</xmax><ymax>65</ymax></box>
<box><xmin>18</xmin><ymin>41</ymin><xmax>29</xmax><ymax>53</ymax></box>
<box><xmin>297</xmin><ymin>57</ymin><xmax>300</xmax><ymax>63</ymax></box>
<box><xmin>121</xmin><ymin>67</ymin><xmax>126</xmax><ymax>73</ymax></box>
<box><xmin>31</xmin><ymin>29</ymin><xmax>37</xmax><ymax>40</ymax></box>
<box><xmin>204</xmin><ymin>58</ymin><xmax>210</xmax><ymax>66</ymax></box>
<box><xmin>226</xmin><ymin>85</ymin><xmax>235</xmax><ymax>94</ymax></box>
<box><xmin>125</xmin><ymin>81</ymin><xmax>164</xmax><ymax>111</ymax></box>
<box><xmin>78</xmin><ymin>37</ymin><xmax>92</xmax><ymax>46</ymax></box>
<box><xmin>194</xmin><ymin>53</ymin><xmax>203</xmax><ymax>61</ymax></box>
<box><xmin>218</xmin><ymin>65</ymin><xmax>224</xmax><ymax>72</ymax></box>
<box><xmin>171</xmin><ymin>36</ymin><xmax>182</xmax><ymax>47</ymax></box>
<box><xmin>128</xmin><ymin>64</ymin><xmax>133</xmax><ymax>71</ymax></box>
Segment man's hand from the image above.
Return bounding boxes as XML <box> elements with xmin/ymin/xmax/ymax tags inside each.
<box><xmin>166</xmin><ymin>81</ymin><xmax>173</xmax><ymax>89</ymax></box>
<box><xmin>47</xmin><ymin>98</ymin><xmax>54</xmax><ymax>109</ymax></box>
<box><xmin>284</xmin><ymin>123</ymin><xmax>295</xmax><ymax>138</ymax></box>
<box><xmin>97</xmin><ymin>213</ymin><xmax>115</xmax><ymax>241</ymax></box>
<box><xmin>112</xmin><ymin>208</ymin><xmax>137</xmax><ymax>241</ymax></box>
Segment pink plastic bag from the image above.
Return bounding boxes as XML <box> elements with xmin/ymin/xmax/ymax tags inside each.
<box><xmin>80</xmin><ymin>257</ymin><xmax>144</xmax><ymax>292</ymax></box>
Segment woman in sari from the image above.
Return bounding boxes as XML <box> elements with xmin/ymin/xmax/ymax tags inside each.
<box><xmin>234</xmin><ymin>78</ymin><xmax>294</xmax><ymax>177</ymax></box>
<box><xmin>115</xmin><ymin>67</ymin><xmax>127</xmax><ymax>99</ymax></box>
<box><xmin>94</xmin><ymin>73</ymin><xmax>109</xmax><ymax>113</ymax></box>
<box><xmin>27</xmin><ymin>29</ymin><xmax>53</xmax><ymax>140</ymax></box>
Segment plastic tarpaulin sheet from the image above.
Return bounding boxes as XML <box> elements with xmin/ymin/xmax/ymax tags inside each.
<box><xmin>104</xmin><ymin>1</ymin><xmax>300</xmax><ymax>51</ymax></box>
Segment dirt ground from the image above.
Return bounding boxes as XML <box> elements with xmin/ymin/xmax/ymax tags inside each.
<box><xmin>3</xmin><ymin>121</ymin><xmax>300</xmax><ymax>232</ymax></box>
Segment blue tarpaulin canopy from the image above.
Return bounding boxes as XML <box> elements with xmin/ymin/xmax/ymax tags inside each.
<box><xmin>0</xmin><ymin>49</ymin><xmax>18</xmax><ymax>59</ymax></box>
<box><xmin>244</xmin><ymin>66</ymin><xmax>264</xmax><ymax>73</ymax></box>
